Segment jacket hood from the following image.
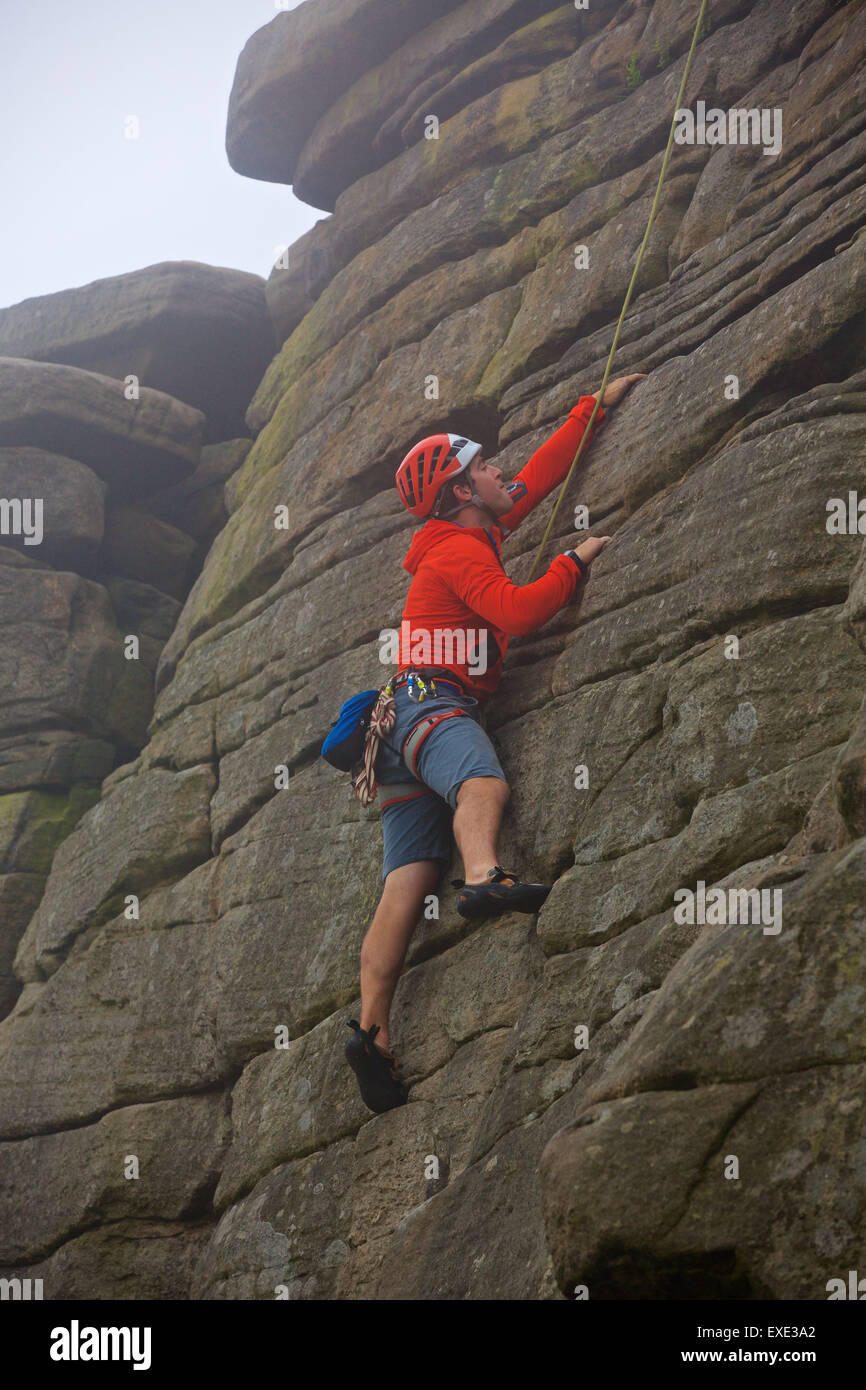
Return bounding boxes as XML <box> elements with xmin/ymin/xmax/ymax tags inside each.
<box><xmin>402</xmin><ymin>518</ymin><xmax>497</xmax><ymax>575</ymax></box>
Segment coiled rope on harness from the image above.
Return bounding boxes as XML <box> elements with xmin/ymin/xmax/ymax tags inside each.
<box><xmin>352</xmin><ymin>679</ymin><xmax>396</xmax><ymax>807</ymax></box>
<box><xmin>526</xmin><ymin>0</ymin><xmax>709</xmax><ymax>582</ymax></box>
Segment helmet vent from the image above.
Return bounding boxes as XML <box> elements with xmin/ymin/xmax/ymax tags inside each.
<box><xmin>426</xmin><ymin>443</ymin><xmax>443</xmax><ymax>488</ymax></box>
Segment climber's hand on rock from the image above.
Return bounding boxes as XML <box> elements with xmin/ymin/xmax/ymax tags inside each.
<box><xmin>576</xmin><ymin>535</ymin><xmax>611</xmax><ymax>566</ymax></box>
<box><xmin>595</xmin><ymin>374</ymin><xmax>646</xmax><ymax>408</ymax></box>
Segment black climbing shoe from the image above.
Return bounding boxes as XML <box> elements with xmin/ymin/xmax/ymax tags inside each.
<box><xmin>344</xmin><ymin>1019</ymin><xmax>407</xmax><ymax>1114</ymax></box>
<box><xmin>451</xmin><ymin>864</ymin><xmax>552</xmax><ymax>919</ymax></box>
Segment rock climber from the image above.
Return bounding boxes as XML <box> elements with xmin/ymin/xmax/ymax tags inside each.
<box><xmin>345</xmin><ymin>373</ymin><xmax>645</xmax><ymax>1112</ymax></box>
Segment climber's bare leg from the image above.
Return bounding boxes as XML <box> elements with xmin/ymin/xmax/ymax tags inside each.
<box><xmin>452</xmin><ymin>775</ymin><xmax>511</xmax><ymax>884</ymax></box>
<box><xmin>360</xmin><ymin>858</ymin><xmax>442</xmax><ymax>1054</ymax></box>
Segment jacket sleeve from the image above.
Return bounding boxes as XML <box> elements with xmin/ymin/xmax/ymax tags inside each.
<box><xmin>446</xmin><ymin>539</ymin><xmax>583</xmax><ymax>638</ymax></box>
<box><xmin>500</xmin><ymin>395</ymin><xmax>605</xmax><ymax>537</ymax></box>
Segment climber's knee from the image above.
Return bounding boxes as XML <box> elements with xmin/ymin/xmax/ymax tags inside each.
<box><xmin>456</xmin><ymin>775</ymin><xmax>510</xmax><ymax>807</ymax></box>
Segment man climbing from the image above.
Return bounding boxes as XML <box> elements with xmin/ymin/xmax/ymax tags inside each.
<box><xmin>345</xmin><ymin>373</ymin><xmax>645</xmax><ymax>1112</ymax></box>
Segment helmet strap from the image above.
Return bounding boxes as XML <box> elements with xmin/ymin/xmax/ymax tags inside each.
<box><xmin>434</xmin><ymin>484</ymin><xmax>497</xmax><ymax>523</ymax></box>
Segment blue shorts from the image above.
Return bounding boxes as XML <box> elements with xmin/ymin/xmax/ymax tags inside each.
<box><xmin>375</xmin><ymin>679</ymin><xmax>507</xmax><ymax>880</ymax></box>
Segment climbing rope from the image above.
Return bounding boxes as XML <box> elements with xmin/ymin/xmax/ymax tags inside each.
<box><xmin>352</xmin><ymin>680</ymin><xmax>396</xmax><ymax>806</ymax></box>
<box><xmin>526</xmin><ymin>0</ymin><xmax>709</xmax><ymax>580</ymax></box>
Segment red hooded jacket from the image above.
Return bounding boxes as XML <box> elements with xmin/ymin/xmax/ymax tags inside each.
<box><xmin>397</xmin><ymin>395</ymin><xmax>605</xmax><ymax>701</ymax></box>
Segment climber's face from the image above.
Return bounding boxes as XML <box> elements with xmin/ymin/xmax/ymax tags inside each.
<box><xmin>466</xmin><ymin>455</ymin><xmax>515</xmax><ymax>517</ymax></box>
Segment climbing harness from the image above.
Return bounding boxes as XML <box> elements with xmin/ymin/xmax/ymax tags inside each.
<box><xmin>402</xmin><ymin>707</ymin><xmax>469</xmax><ymax>779</ymax></box>
<box><xmin>324</xmin><ymin>667</ymin><xmax>472</xmax><ymax>807</ymax></box>
<box><xmin>526</xmin><ymin>0</ymin><xmax>710</xmax><ymax>581</ymax></box>
<box><xmin>379</xmin><ymin>780</ymin><xmax>434</xmax><ymax>811</ymax></box>
<box><xmin>395</xmin><ymin>669</ymin><xmax>466</xmax><ymax>699</ymax></box>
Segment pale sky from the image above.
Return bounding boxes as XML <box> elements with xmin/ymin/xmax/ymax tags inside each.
<box><xmin>0</xmin><ymin>0</ymin><xmax>326</xmax><ymax>311</ymax></box>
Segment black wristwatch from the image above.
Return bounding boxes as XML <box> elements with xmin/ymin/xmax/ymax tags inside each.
<box><xmin>563</xmin><ymin>549</ymin><xmax>589</xmax><ymax>579</ymax></box>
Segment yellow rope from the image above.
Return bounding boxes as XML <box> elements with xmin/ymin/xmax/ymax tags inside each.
<box><xmin>525</xmin><ymin>0</ymin><xmax>709</xmax><ymax>581</ymax></box>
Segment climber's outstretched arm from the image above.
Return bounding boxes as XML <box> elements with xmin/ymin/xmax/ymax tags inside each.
<box><xmin>501</xmin><ymin>374</ymin><xmax>646</xmax><ymax>536</ymax></box>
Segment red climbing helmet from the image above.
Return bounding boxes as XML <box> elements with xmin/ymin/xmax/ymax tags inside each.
<box><xmin>395</xmin><ymin>433</ymin><xmax>483</xmax><ymax>519</ymax></box>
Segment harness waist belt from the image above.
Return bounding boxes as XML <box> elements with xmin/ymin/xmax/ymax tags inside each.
<box><xmin>392</xmin><ymin>668</ymin><xmax>466</xmax><ymax>694</ymax></box>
